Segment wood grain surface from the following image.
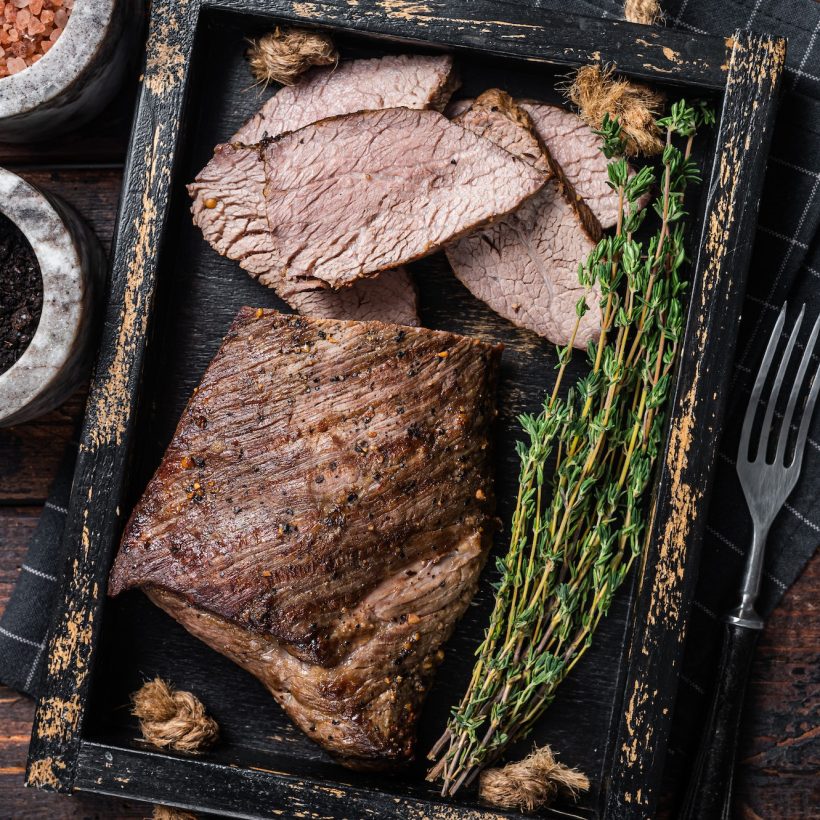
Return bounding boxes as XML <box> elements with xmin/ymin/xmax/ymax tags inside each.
<box><xmin>0</xmin><ymin>20</ymin><xmax>816</xmax><ymax>820</ymax></box>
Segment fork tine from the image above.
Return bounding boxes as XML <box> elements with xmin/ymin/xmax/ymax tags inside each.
<box><xmin>777</xmin><ymin>308</ymin><xmax>820</xmax><ymax>464</ymax></box>
<box><xmin>739</xmin><ymin>303</ymin><xmax>787</xmax><ymax>463</ymax></box>
<box><xmin>758</xmin><ymin>304</ymin><xmax>803</xmax><ymax>461</ymax></box>
<box><xmin>790</xmin><ymin>333</ymin><xmax>820</xmax><ymax>471</ymax></box>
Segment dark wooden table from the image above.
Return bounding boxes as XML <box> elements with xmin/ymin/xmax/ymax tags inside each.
<box><xmin>0</xmin><ymin>96</ymin><xmax>817</xmax><ymax>820</ymax></box>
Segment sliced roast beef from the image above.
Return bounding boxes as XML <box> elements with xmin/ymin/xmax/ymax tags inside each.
<box><xmin>260</xmin><ymin>107</ymin><xmax>546</xmax><ymax>289</ymax></box>
<box><xmin>190</xmin><ymin>143</ymin><xmax>273</xmax><ymax>278</ymax></box>
<box><xmin>451</xmin><ymin>90</ymin><xmax>550</xmax><ymax>175</ymax></box>
<box><xmin>444</xmin><ymin>95</ymin><xmax>600</xmax><ymax>241</ymax></box>
<box><xmin>190</xmin><ymin>55</ymin><xmax>459</xmax><ymax>324</ymax></box>
<box><xmin>189</xmin><ymin>144</ymin><xmax>420</xmax><ymax>325</ymax></box>
<box><xmin>236</xmin><ymin>54</ymin><xmax>459</xmax><ymax>144</ymax></box>
<box><xmin>446</xmin><ymin>90</ymin><xmax>601</xmax><ymax>348</ymax></box>
<box><xmin>521</xmin><ymin>101</ymin><xmax>628</xmax><ymax>230</ymax></box>
<box><xmin>292</xmin><ymin>268</ymin><xmax>419</xmax><ymax>325</ymax></box>
<box><xmin>109</xmin><ymin>309</ymin><xmax>501</xmax><ymax>767</ymax></box>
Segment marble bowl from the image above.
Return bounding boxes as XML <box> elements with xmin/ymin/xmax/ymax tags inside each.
<box><xmin>0</xmin><ymin>168</ymin><xmax>105</xmax><ymax>427</ymax></box>
<box><xmin>0</xmin><ymin>0</ymin><xmax>143</xmax><ymax>142</ymax></box>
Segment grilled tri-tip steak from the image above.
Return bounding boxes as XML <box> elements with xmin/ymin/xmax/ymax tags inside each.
<box><xmin>189</xmin><ymin>55</ymin><xmax>459</xmax><ymax>325</ymax></box>
<box><xmin>445</xmin><ymin>90</ymin><xmax>602</xmax><ymax>348</ymax></box>
<box><xmin>108</xmin><ymin>309</ymin><xmax>502</xmax><ymax>768</ymax></box>
<box><xmin>260</xmin><ymin>106</ymin><xmax>547</xmax><ymax>289</ymax></box>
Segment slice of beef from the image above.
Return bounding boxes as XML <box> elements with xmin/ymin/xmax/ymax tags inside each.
<box><xmin>236</xmin><ymin>54</ymin><xmax>459</xmax><ymax>144</ymax></box>
<box><xmin>446</xmin><ymin>93</ymin><xmax>602</xmax><ymax>239</ymax></box>
<box><xmin>189</xmin><ymin>55</ymin><xmax>459</xmax><ymax>324</ymax></box>
<box><xmin>189</xmin><ymin>143</ymin><xmax>419</xmax><ymax>325</ymax></box>
<box><xmin>451</xmin><ymin>90</ymin><xmax>550</xmax><ymax>175</ymax></box>
<box><xmin>109</xmin><ymin>309</ymin><xmax>501</xmax><ymax>767</ymax></box>
<box><xmin>190</xmin><ymin>143</ymin><xmax>273</xmax><ymax>278</ymax></box>
<box><xmin>446</xmin><ymin>90</ymin><xmax>601</xmax><ymax>348</ymax></box>
<box><xmin>292</xmin><ymin>268</ymin><xmax>419</xmax><ymax>325</ymax></box>
<box><xmin>448</xmin><ymin>182</ymin><xmax>600</xmax><ymax>347</ymax></box>
<box><xmin>521</xmin><ymin>101</ymin><xmax>628</xmax><ymax>230</ymax></box>
<box><xmin>260</xmin><ymin>107</ymin><xmax>547</xmax><ymax>289</ymax></box>
<box><xmin>446</xmin><ymin>97</ymin><xmax>642</xmax><ymax>231</ymax></box>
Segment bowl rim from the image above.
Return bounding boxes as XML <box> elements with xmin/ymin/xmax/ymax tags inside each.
<box><xmin>0</xmin><ymin>0</ymin><xmax>116</xmax><ymax>119</ymax></box>
<box><xmin>0</xmin><ymin>168</ymin><xmax>85</xmax><ymax>423</ymax></box>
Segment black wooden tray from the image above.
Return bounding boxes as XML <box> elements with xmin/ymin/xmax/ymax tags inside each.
<box><xmin>25</xmin><ymin>2</ymin><xmax>785</xmax><ymax>818</ymax></box>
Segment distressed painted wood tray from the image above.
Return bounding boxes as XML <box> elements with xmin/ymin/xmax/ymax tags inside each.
<box><xmin>25</xmin><ymin>2</ymin><xmax>785</xmax><ymax>817</ymax></box>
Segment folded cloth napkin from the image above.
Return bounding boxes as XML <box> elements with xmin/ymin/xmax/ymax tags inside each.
<box><xmin>0</xmin><ymin>440</ymin><xmax>77</xmax><ymax>695</ymax></box>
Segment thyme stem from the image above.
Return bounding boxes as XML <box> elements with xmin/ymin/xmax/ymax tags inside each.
<box><xmin>427</xmin><ymin>100</ymin><xmax>714</xmax><ymax>795</ymax></box>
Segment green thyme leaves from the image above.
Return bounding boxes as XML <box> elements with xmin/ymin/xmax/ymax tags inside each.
<box><xmin>427</xmin><ymin>101</ymin><xmax>712</xmax><ymax>797</ymax></box>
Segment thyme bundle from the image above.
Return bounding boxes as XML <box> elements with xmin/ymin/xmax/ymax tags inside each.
<box><xmin>428</xmin><ymin>100</ymin><xmax>713</xmax><ymax>796</ymax></box>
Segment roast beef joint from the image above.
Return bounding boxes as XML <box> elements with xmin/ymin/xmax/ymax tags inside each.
<box><xmin>109</xmin><ymin>310</ymin><xmax>502</xmax><ymax>768</ymax></box>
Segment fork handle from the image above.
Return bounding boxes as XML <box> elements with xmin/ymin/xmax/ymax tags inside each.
<box><xmin>679</xmin><ymin>620</ymin><xmax>760</xmax><ymax>820</ymax></box>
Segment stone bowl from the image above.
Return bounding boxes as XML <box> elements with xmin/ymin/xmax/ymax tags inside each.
<box><xmin>0</xmin><ymin>0</ymin><xmax>143</xmax><ymax>142</ymax></box>
<box><xmin>0</xmin><ymin>167</ymin><xmax>105</xmax><ymax>427</ymax></box>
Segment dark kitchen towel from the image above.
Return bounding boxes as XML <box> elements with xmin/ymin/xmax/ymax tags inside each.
<box><xmin>0</xmin><ymin>440</ymin><xmax>77</xmax><ymax>696</ymax></box>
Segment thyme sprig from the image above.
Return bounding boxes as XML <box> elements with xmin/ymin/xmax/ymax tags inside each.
<box><xmin>428</xmin><ymin>100</ymin><xmax>714</xmax><ymax>796</ymax></box>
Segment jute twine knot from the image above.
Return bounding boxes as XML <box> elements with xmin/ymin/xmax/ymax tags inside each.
<box><xmin>131</xmin><ymin>677</ymin><xmax>219</xmax><ymax>753</ymax></box>
<box><xmin>624</xmin><ymin>0</ymin><xmax>663</xmax><ymax>25</ymax></box>
<box><xmin>566</xmin><ymin>64</ymin><xmax>665</xmax><ymax>157</ymax></box>
<box><xmin>152</xmin><ymin>807</ymin><xmax>198</xmax><ymax>820</ymax></box>
<box><xmin>479</xmin><ymin>745</ymin><xmax>590</xmax><ymax>813</ymax></box>
<box><xmin>248</xmin><ymin>26</ymin><xmax>338</xmax><ymax>86</ymax></box>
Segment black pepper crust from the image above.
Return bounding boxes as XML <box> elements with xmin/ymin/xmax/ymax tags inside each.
<box><xmin>108</xmin><ymin>308</ymin><xmax>502</xmax><ymax>766</ymax></box>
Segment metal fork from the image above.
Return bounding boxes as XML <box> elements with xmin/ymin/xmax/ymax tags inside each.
<box><xmin>680</xmin><ymin>302</ymin><xmax>820</xmax><ymax>820</ymax></box>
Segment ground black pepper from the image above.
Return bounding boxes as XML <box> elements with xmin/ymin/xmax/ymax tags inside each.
<box><xmin>0</xmin><ymin>212</ymin><xmax>42</xmax><ymax>375</ymax></box>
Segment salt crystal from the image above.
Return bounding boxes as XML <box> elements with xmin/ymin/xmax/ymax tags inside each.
<box><xmin>0</xmin><ymin>0</ymin><xmax>72</xmax><ymax>74</ymax></box>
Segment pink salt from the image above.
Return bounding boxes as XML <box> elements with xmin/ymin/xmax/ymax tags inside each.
<box><xmin>0</xmin><ymin>0</ymin><xmax>71</xmax><ymax>77</ymax></box>
<box><xmin>6</xmin><ymin>55</ymin><xmax>26</xmax><ymax>72</ymax></box>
